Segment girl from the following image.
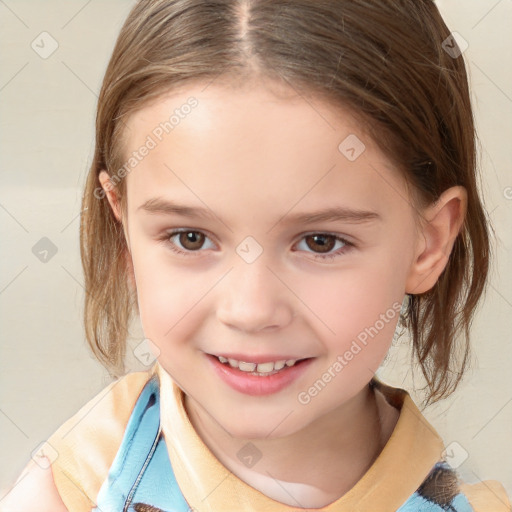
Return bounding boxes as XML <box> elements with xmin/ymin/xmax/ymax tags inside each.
<box><xmin>3</xmin><ymin>0</ymin><xmax>510</xmax><ymax>511</ymax></box>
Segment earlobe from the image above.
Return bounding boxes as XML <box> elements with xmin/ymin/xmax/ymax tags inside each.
<box><xmin>99</xmin><ymin>170</ymin><xmax>122</xmax><ymax>222</ymax></box>
<box><xmin>405</xmin><ymin>186</ymin><xmax>467</xmax><ymax>295</ymax></box>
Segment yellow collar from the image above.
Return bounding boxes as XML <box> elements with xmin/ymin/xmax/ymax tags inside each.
<box><xmin>157</xmin><ymin>363</ymin><xmax>444</xmax><ymax>512</ymax></box>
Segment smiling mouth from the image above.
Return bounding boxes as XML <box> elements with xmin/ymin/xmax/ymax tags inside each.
<box><xmin>210</xmin><ymin>354</ymin><xmax>311</xmax><ymax>375</ymax></box>
<box><xmin>206</xmin><ymin>353</ymin><xmax>315</xmax><ymax>393</ymax></box>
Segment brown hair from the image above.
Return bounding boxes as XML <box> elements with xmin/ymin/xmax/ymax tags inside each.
<box><xmin>80</xmin><ymin>0</ymin><xmax>491</xmax><ymax>406</ymax></box>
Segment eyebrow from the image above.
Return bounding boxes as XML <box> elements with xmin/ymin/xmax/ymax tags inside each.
<box><xmin>137</xmin><ymin>197</ymin><xmax>382</xmax><ymax>225</ymax></box>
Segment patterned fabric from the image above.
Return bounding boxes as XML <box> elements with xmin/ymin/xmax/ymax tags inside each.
<box><xmin>93</xmin><ymin>374</ymin><xmax>476</xmax><ymax>512</ymax></box>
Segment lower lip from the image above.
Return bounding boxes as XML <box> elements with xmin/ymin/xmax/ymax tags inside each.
<box><xmin>206</xmin><ymin>354</ymin><xmax>314</xmax><ymax>396</ymax></box>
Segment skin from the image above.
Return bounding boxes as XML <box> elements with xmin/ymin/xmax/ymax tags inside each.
<box><xmin>1</xmin><ymin>457</ymin><xmax>68</xmax><ymax>511</ymax></box>
<box><xmin>96</xmin><ymin>77</ymin><xmax>466</xmax><ymax>507</ymax></box>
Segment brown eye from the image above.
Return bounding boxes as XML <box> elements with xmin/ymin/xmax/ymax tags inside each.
<box><xmin>162</xmin><ymin>229</ymin><xmax>215</xmax><ymax>256</ymax></box>
<box><xmin>178</xmin><ymin>231</ymin><xmax>205</xmax><ymax>251</ymax></box>
<box><xmin>295</xmin><ymin>233</ymin><xmax>353</xmax><ymax>260</ymax></box>
<box><xmin>304</xmin><ymin>234</ymin><xmax>336</xmax><ymax>253</ymax></box>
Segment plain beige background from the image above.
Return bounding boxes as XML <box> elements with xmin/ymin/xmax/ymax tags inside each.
<box><xmin>0</xmin><ymin>0</ymin><xmax>511</xmax><ymax>502</ymax></box>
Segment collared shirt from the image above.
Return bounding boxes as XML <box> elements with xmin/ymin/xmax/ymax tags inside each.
<box><xmin>41</xmin><ymin>362</ymin><xmax>510</xmax><ymax>511</ymax></box>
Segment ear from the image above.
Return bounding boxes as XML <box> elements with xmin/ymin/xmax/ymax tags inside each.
<box><xmin>99</xmin><ymin>170</ymin><xmax>122</xmax><ymax>222</ymax></box>
<box><xmin>405</xmin><ymin>185</ymin><xmax>467</xmax><ymax>294</ymax></box>
<box><xmin>98</xmin><ymin>171</ymin><xmax>136</xmax><ymax>292</ymax></box>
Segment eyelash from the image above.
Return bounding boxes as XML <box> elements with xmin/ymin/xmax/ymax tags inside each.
<box><xmin>157</xmin><ymin>229</ymin><xmax>354</xmax><ymax>261</ymax></box>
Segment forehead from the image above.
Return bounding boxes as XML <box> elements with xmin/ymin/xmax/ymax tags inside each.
<box><xmin>123</xmin><ymin>78</ymin><xmax>367</xmax><ymax>148</ymax></box>
<box><xmin>119</xmin><ymin>80</ymin><xmax>409</xmax><ymax>220</ymax></box>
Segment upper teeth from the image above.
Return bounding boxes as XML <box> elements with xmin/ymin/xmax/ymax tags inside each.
<box><xmin>217</xmin><ymin>356</ymin><xmax>298</xmax><ymax>373</ymax></box>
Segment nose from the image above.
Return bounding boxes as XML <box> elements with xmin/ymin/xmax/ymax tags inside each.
<box><xmin>216</xmin><ymin>258</ymin><xmax>296</xmax><ymax>334</ymax></box>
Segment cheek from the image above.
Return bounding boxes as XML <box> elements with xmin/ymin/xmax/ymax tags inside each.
<box><xmin>296</xmin><ymin>257</ymin><xmax>405</xmax><ymax>363</ymax></box>
<box><xmin>304</xmin><ymin>265</ymin><xmax>400</xmax><ymax>323</ymax></box>
<box><xmin>129</xmin><ymin>245</ymin><xmax>206</xmax><ymax>345</ymax></box>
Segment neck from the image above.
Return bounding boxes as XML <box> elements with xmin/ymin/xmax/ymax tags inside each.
<box><xmin>184</xmin><ymin>381</ymin><xmax>390</xmax><ymax>507</ymax></box>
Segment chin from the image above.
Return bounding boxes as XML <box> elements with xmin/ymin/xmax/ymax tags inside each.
<box><xmin>223</xmin><ymin>421</ymin><xmax>274</xmax><ymax>440</ymax></box>
<box><xmin>220</xmin><ymin>413</ymin><xmax>302</xmax><ymax>440</ymax></box>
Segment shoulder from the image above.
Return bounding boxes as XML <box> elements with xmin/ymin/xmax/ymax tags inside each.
<box><xmin>0</xmin><ymin>457</ymin><xmax>68</xmax><ymax>512</ymax></box>
<box><xmin>460</xmin><ymin>480</ymin><xmax>511</xmax><ymax>512</ymax></box>
<box><xmin>2</xmin><ymin>367</ymin><xmax>157</xmax><ymax>512</ymax></box>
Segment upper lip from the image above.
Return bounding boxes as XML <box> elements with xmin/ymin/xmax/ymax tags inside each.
<box><xmin>207</xmin><ymin>352</ymin><xmax>312</xmax><ymax>363</ymax></box>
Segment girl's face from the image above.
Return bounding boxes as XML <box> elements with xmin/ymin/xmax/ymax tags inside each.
<box><xmin>111</xmin><ymin>80</ymin><xmax>424</xmax><ymax>438</ymax></box>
